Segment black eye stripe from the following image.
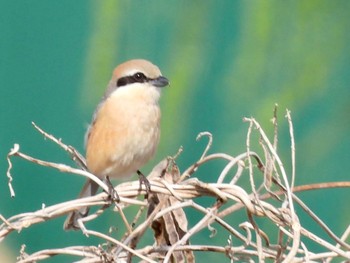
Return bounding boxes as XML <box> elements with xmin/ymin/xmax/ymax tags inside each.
<box><xmin>117</xmin><ymin>72</ymin><xmax>150</xmax><ymax>87</ymax></box>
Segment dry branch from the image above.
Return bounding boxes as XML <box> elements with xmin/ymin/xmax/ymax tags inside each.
<box><xmin>1</xmin><ymin>109</ymin><xmax>350</xmax><ymax>262</ymax></box>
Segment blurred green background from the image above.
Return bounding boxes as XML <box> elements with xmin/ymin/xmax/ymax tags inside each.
<box><xmin>1</xmin><ymin>1</ymin><xmax>349</xmax><ymax>262</ymax></box>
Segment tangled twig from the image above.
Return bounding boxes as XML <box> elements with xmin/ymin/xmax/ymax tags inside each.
<box><xmin>1</xmin><ymin>109</ymin><xmax>349</xmax><ymax>262</ymax></box>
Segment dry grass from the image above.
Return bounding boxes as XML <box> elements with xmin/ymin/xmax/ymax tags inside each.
<box><xmin>2</xmin><ymin>107</ymin><xmax>350</xmax><ymax>262</ymax></box>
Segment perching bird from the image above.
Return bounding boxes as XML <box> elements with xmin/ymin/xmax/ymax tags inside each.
<box><xmin>64</xmin><ymin>59</ymin><xmax>169</xmax><ymax>230</ymax></box>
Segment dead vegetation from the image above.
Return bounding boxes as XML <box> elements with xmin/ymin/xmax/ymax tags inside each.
<box><xmin>2</xmin><ymin>107</ymin><xmax>350</xmax><ymax>262</ymax></box>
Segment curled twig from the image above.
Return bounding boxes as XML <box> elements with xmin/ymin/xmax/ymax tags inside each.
<box><xmin>2</xmin><ymin>110</ymin><xmax>349</xmax><ymax>262</ymax></box>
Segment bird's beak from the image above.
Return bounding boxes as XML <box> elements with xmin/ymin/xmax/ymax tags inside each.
<box><xmin>151</xmin><ymin>76</ymin><xmax>169</xmax><ymax>88</ymax></box>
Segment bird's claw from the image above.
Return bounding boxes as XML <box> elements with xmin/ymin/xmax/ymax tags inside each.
<box><xmin>105</xmin><ymin>176</ymin><xmax>120</xmax><ymax>202</ymax></box>
<box><xmin>137</xmin><ymin>170</ymin><xmax>151</xmax><ymax>199</ymax></box>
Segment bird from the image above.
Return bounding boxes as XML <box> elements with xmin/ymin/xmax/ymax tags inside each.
<box><xmin>64</xmin><ymin>59</ymin><xmax>169</xmax><ymax>230</ymax></box>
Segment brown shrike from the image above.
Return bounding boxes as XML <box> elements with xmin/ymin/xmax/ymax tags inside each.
<box><xmin>64</xmin><ymin>59</ymin><xmax>169</xmax><ymax>230</ymax></box>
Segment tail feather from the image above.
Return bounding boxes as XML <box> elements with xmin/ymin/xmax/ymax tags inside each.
<box><xmin>63</xmin><ymin>179</ymin><xmax>99</xmax><ymax>230</ymax></box>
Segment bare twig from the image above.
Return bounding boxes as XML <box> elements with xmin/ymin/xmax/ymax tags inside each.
<box><xmin>32</xmin><ymin>121</ymin><xmax>87</xmax><ymax>170</ymax></box>
<box><xmin>2</xmin><ymin>110</ymin><xmax>349</xmax><ymax>262</ymax></box>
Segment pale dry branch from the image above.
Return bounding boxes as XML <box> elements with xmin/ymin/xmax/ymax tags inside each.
<box><xmin>31</xmin><ymin>121</ymin><xmax>87</xmax><ymax>170</ymax></box>
<box><xmin>1</xmin><ymin>111</ymin><xmax>349</xmax><ymax>262</ymax></box>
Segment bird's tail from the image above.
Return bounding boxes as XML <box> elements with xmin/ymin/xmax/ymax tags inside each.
<box><xmin>63</xmin><ymin>179</ymin><xmax>99</xmax><ymax>230</ymax></box>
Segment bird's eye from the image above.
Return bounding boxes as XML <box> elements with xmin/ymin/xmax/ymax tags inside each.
<box><xmin>116</xmin><ymin>72</ymin><xmax>147</xmax><ymax>87</ymax></box>
<box><xmin>134</xmin><ymin>72</ymin><xmax>146</xmax><ymax>81</ymax></box>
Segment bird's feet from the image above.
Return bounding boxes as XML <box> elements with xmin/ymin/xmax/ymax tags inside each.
<box><xmin>105</xmin><ymin>176</ymin><xmax>120</xmax><ymax>202</ymax></box>
<box><xmin>137</xmin><ymin>170</ymin><xmax>151</xmax><ymax>198</ymax></box>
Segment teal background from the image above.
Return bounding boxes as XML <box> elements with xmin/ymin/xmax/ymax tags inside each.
<box><xmin>1</xmin><ymin>1</ymin><xmax>349</xmax><ymax>261</ymax></box>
